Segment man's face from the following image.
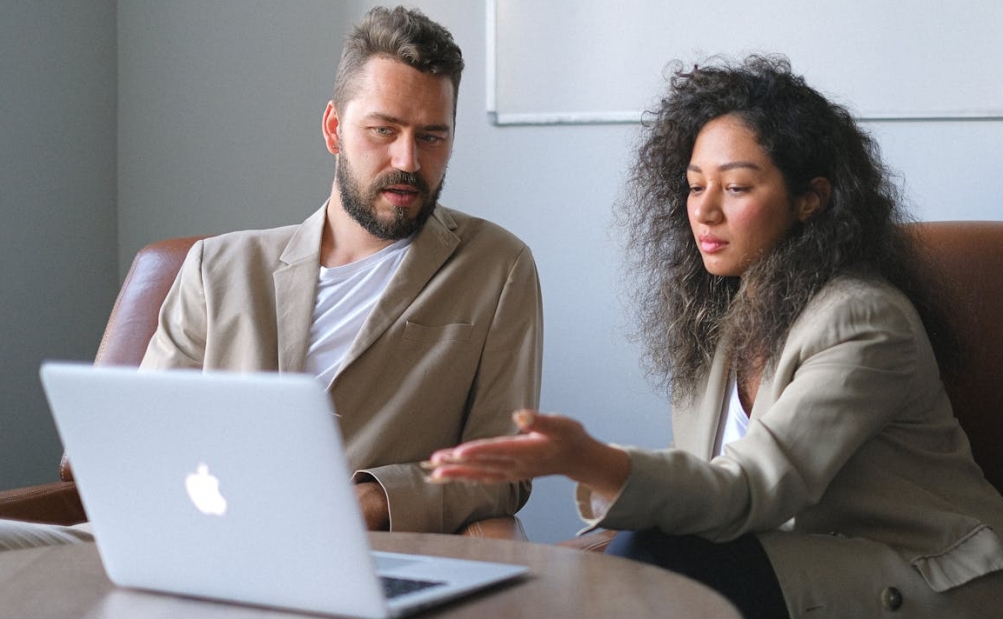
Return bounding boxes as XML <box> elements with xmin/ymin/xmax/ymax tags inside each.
<box><xmin>325</xmin><ymin>57</ymin><xmax>455</xmax><ymax>241</ymax></box>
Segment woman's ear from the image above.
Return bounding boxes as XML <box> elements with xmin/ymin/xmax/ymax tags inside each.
<box><xmin>796</xmin><ymin>177</ymin><xmax>831</xmax><ymax>222</ymax></box>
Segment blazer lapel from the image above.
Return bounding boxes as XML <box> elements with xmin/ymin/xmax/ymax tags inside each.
<box><xmin>334</xmin><ymin>207</ymin><xmax>460</xmax><ymax>376</ymax></box>
<box><xmin>274</xmin><ymin>206</ymin><xmax>326</xmax><ymax>373</ymax></box>
<box><xmin>675</xmin><ymin>341</ymin><xmax>732</xmax><ymax>459</ymax></box>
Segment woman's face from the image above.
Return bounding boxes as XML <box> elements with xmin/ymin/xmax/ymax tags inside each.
<box><xmin>686</xmin><ymin>114</ymin><xmax>812</xmax><ymax>278</ymax></box>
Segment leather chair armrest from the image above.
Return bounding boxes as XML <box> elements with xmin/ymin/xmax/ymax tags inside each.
<box><xmin>0</xmin><ymin>481</ymin><xmax>87</xmax><ymax>525</ymax></box>
<box><xmin>457</xmin><ymin>516</ymin><xmax>527</xmax><ymax>541</ymax></box>
<box><xmin>556</xmin><ymin>529</ymin><xmax>616</xmax><ymax>552</ymax></box>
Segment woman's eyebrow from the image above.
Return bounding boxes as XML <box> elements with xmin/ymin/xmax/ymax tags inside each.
<box><xmin>687</xmin><ymin>161</ymin><xmax>762</xmax><ymax>173</ymax></box>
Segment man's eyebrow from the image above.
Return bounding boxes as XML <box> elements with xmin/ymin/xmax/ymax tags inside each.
<box><xmin>366</xmin><ymin>112</ymin><xmax>451</xmax><ymax>134</ymax></box>
<box><xmin>687</xmin><ymin>161</ymin><xmax>762</xmax><ymax>173</ymax></box>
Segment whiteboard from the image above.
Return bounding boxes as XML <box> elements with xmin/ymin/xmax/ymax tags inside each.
<box><xmin>487</xmin><ymin>0</ymin><xmax>1003</xmax><ymax>125</ymax></box>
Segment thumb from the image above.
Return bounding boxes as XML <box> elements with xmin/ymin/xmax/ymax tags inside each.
<box><xmin>512</xmin><ymin>409</ymin><xmax>539</xmax><ymax>432</ymax></box>
<box><xmin>513</xmin><ymin>409</ymin><xmax>564</xmax><ymax>434</ymax></box>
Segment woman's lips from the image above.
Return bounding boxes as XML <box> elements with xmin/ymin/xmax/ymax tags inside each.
<box><xmin>698</xmin><ymin>234</ymin><xmax>727</xmax><ymax>253</ymax></box>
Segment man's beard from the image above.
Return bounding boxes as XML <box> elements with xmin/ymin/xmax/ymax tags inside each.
<box><xmin>336</xmin><ymin>155</ymin><xmax>442</xmax><ymax>241</ymax></box>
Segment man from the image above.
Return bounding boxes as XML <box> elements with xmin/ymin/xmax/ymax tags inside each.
<box><xmin>1</xmin><ymin>5</ymin><xmax>540</xmax><ymax>548</ymax></box>
<box><xmin>141</xmin><ymin>5</ymin><xmax>540</xmax><ymax>534</ymax></box>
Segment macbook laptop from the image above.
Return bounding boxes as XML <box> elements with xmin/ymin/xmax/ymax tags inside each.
<box><xmin>39</xmin><ymin>361</ymin><xmax>528</xmax><ymax>619</ymax></box>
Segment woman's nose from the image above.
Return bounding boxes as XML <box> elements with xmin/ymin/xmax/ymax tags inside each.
<box><xmin>689</xmin><ymin>191</ymin><xmax>722</xmax><ymax>224</ymax></box>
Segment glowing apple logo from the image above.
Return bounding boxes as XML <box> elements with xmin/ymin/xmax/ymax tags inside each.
<box><xmin>185</xmin><ymin>463</ymin><xmax>228</xmax><ymax>516</ymax></box>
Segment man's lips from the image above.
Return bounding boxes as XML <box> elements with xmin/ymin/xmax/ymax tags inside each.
<box><xmin>698</xmin><ymin>234</ymin><xmax>727</xmax><ymax>253</ymax></box>
<box><xmin>381</xmin><ymin>185</ymin><xmax>420</xmax><ymax>208</ymax></box>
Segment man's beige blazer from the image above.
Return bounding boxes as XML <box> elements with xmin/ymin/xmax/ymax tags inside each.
<box><xmin>143</xmin><ymin>205</ymin><xmax>542</xmax><ymax>533</ymax></box>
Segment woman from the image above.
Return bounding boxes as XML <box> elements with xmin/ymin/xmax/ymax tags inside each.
<box><xmin>427</xmin><ymin>56</ymin><xmax>1003</xmax><ymax>618</ymax></box>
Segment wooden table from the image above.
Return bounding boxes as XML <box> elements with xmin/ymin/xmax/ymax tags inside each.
<box><xmin>0</xmin><ymin>533</ymin><xmax>741</xmax><ymax>618</ymax></box>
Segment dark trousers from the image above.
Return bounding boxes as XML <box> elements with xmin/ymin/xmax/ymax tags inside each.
<box><xmin>605</xmin><ymin>529</ymin><xmax>790</xmax><ymax>619</ymax></box>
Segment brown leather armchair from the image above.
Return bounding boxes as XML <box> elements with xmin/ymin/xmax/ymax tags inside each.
<box><xmin>561</xmin><ymin>220</ymin><xmax>1003</xmax><ymax>552</ymax></box>
<box><xmin>0</xmin><ymin>235</ymin><xmax>526</xmax><ymax>541</ymax></box>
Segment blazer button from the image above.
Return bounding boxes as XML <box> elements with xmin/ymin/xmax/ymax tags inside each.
<box><xmin>880</xmin><ymin>587</ymin><xmax>903</xmax><ymax>611</ymax></box>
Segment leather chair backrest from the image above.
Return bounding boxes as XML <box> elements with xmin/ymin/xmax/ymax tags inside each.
<box><xmin>60</xmin><ymin>235</ymin><xmax>204</xmax><ymax>481</ymax></box>
<box><xmin>69</xmin><ymin>225</ymin><xmax>1003</xmax><ymax>496</ymax></box>
<box><xmin>94</xmin><ymin>236</ymin><xmax>206</xmax><ymax>367</ymax></box>
<box><xmin>909</xmin><ymin>221</ymin><xmax>1003</xmax><ymax>494</ymax></box>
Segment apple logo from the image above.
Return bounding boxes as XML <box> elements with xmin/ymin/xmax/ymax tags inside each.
<box><xmin>185</xmin><ymin>463</ymin><xmax>228</xmax><ymax>516</ymax></box>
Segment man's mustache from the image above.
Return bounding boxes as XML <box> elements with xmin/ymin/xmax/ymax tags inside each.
<box><xmin>375</xmin><ymin>171</ymin><xmax>429</xmax><ymax>194</ymax></box>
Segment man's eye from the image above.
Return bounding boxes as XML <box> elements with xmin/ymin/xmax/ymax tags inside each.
<box><xmin>373</xmin><ymin>127</ymin><xmax>393</xmax><ymax>136</ymax></box>
<box><xmin>419</xmin><ymin>133</ymin><xmax>444</xmax><ymax>144</ymax></box>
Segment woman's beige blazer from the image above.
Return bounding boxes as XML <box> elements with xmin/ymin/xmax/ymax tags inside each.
<box><xmin>581</xmin><ymin>275</ymin><xmax>1003</xmax><ymax>617</ymax></box>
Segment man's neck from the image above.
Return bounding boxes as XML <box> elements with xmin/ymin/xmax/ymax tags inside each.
<box><xmin>321</xmin><ymin>194</ymin><xmax>396</xmax><ymax>268</ymax></box>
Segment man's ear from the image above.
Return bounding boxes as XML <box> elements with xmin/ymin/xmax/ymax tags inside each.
<box><xmin>796</xmin><ymin>177</ymin><xmax>831</xmax><ymax>222</ymax></box>
<box><xmin>322</xmin><ymin>101</ymin><xmax>341</xmax><ymax>155</ymax></box>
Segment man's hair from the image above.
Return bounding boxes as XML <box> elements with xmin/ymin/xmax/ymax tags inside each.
<box><xmin>332</xmin><ymin>6</ymin><xmax>464</xmax><ymax>113</ymax></box>
<box><xmin>617</xmin><ymin>54</ymin><xmax>950</xmax><ymax>402</ymax></box>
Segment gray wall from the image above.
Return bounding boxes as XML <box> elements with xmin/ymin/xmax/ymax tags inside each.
<box><xmin>116</xmin><ymin>0</ymin><xmax>349</xmax><ymax>267</ymax></box>
<box><xmin>116</xmin><ymin>0</ymin><xmax>670</xmax><ymax>543</ymax></box>
<box><xmin>1</xmin><ymin>1</ymin><xmax>119</xmax><ymax>488</ymax></box>
<box><xmin>4</xmin><ymin>1</ymin><xmax>1001</xmax><ymax>543</ymax></box>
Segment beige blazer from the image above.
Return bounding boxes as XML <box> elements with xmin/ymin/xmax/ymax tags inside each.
<box><xmin>581</xmin><ymin>276</ymin><xmax>1003</xmax><ymax>617</ymax></box>
<box><xmin>143</xmin><ymin>205</ymin><xmax>542</xmax><ymax>534</ymax></box>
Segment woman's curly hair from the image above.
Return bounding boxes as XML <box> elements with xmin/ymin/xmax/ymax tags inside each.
<box><xmin>617</xmin><ymin>54</ymin><xmax>948</xmax><ymax>402</ymax></box>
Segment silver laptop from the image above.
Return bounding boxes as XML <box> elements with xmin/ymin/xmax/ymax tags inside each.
<box><xmin>39</xmin><ymin>361</ymin><xmax>527</xmax><ymax>619</ymax></box>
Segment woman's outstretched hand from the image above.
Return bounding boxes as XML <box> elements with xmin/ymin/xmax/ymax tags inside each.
<box><xmin>424</xmin><ymin>410</ymin><xmax>631</xmax><ymax>499</ymax></box>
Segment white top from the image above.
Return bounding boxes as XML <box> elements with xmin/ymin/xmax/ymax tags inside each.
<box><xmin>304</xmin><ymin>238</ymin><xmax>412</xmax><ymax>387</ymax></box>
<box><xmin>714</xmin><ymin>374</ymin><xmax>750</xmax><ymax>457</ymax></box>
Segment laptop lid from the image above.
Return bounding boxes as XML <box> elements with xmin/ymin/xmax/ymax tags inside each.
<box><xmin>39</xmin><ymin>362</ymin><xmax>526</xmax><ymax>618</ymax></box>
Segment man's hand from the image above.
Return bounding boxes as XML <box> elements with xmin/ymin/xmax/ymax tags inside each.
<box><xmin>354</xmin><ymin>479</ymin><xmax>390</xmax><ymax>531</ymax></box>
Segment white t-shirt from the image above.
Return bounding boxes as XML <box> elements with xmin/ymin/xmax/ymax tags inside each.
<box><xmin>714</xmin><ymin>374</ymin><xmax>750</xmax><ymax>456</ymax></box>
<box><xmin>304</xmin><ymin>238</ymin><xmax>412</xmax><ymax>387</ymax></box>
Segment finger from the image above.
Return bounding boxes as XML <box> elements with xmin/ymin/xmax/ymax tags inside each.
<box><xmin>426</xmin><ymin>472</ymin><xmax>514</xmax><ymax>485</ymax></box>
<box><xmin>425</xmin><ymin>448</ymin><xmax>466</xmax><ymax>466</ymax></box>
<box><xmin>429</xmin><ymin>465</ymin><xmax>519</xmax><ymax>480</ymax></box>
<box><xmin>448</xmin><ymin>435</ymin><xmax>543</xmax><ymax>458</ymax></box>
<box><xmin>425</xmin><ymin>463</ymin><xmax>524</xmax><ymax>485</ymax></box>
<box><xmin>422</xmin><ymin>451</ymin><xmax>519</xmax><ymax>470</ymax></box>
<box><xmin>429</xmin><ymin>449</ymin><xmax>551</xmax><ymax>480</ymax></box>
<box><xmin>428</xmin><ymin>442</ymin><xmax>504</xmax><ymax>464</ymax></box>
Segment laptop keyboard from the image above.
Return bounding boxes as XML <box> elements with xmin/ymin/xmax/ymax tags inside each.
<box><xmin>380</xmin><ymin>575</ymin><xmax>446</xmax><ymax>599</ymax></box>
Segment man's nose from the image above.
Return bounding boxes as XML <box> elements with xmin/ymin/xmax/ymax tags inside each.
<box><xmin>390</xmin><ymin>136</ymin><xmax>420</xmax><ymax>173</ymax></box>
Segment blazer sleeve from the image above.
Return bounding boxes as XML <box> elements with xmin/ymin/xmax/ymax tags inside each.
<box><xmin>140</xmin><ymin>241</ymin><xmax>208</xmax><ymax>370</ymax></box>
<box><xmin>584</xmin><ymin>280</ymin><xmax>924</xmax><ymax>540</ymax></box>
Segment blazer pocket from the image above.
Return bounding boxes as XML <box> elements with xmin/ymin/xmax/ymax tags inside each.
<box><xmin>911</xmin><ymin>525</ymin><xmax>1003</xmax><ymax>592</ymax></box>
<box><xmin>402</xmin><ymin>321</ymin><xmax>473</xmax><ymax>343</ymax></box>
